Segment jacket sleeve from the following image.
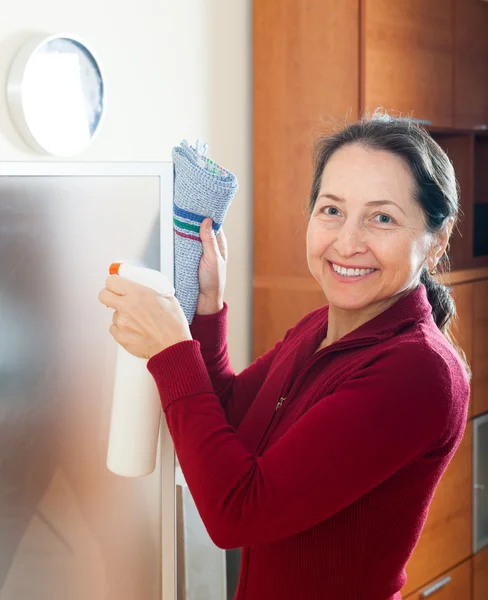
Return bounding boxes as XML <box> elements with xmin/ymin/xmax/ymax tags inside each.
<box><xmin>148</xmin><ymin>339</ymin><xmax>467</xmax><ymax>550</ymax></box>
<box><xmin>188</xmin><ymin>303</ymin><xmax>287</xmax><ymax>429</ymax></box>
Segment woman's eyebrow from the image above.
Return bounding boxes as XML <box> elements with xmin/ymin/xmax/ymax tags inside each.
<box><xmin>318</xmin><ymin>193</ymin><xmax>407</xmax><ymax>216</ymax></box>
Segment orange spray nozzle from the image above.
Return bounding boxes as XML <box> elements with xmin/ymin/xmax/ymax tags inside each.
<box><xmin>109</xmin><ymin>263</ymin><xmax>121</xmax><ymax>275</ymax></box>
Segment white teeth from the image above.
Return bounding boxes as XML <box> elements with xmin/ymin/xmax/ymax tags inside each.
<box><xmin>332</xmin><ymin>263</ymin><xmax>375</xmax><ymax>277</ymax></box>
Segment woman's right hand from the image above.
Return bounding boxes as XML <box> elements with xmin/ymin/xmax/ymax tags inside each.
<box><xmin>196</xmin><ymin>218</ymin><xmax>227</xmax><ymax>315</ymax></box>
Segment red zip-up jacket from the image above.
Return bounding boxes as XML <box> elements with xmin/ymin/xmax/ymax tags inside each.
<box><xmin>147</xmin><ymin>284</ymin><xmax>470</xmax><ymax>600</ymax></box>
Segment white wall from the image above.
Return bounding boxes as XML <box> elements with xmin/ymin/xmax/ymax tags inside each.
<box><xmin>0</xmin><ymin>0</ymin><xmax>252</xmax><ymax>371</ymax></box>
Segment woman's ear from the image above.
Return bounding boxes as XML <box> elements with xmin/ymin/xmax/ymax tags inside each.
<box><xmin>427</xmin><ymin>217</ymin><xmax>455</xmax><ymax>271</ymax></box>
<box><xmin>439</xmin><ymin>216</ymin><xmax>455</xmax><ymax>256</ymax></box>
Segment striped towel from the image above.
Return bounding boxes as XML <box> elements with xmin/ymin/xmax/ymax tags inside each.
<box><xmin>172</xmin><ymin>140</ymin><xmax>238</xmax><ymax>324</ymax></box>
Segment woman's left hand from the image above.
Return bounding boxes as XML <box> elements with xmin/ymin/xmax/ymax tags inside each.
<box><xmin>98</xmin><ymin>275</ymin><xmax>192</xmax><ymax>359</ymax></box>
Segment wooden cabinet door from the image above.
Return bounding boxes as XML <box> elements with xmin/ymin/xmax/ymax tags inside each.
<box><xmin>253</xmin><ymin>279</ymin><xmax>326</xmax><ymax>358</ymax></box>
<box><xmin>254</xmin><ymin>0</ymin><xmax>359</xmax><ymax>281</ymax></box>
<box><xmin>451</xmin><ymin>282</ymin><xmax>474</xmax><ymax>418</ymax></box>
<box><xmin>473</xmin><ymin>279</ymin><xmax>488</xmax><ymax>417</ymax></box>
<box><xmin>253</xmin><ymin>0</ymin><xmax>359</xmax><ymax>359</ymax></box>
<box><xmin>454</xmin><ymin>0</ymin><xmax>488</xmax><ymax>129</ymax></box>
<box><xmin>474</xmin><ymin>545</ymin><xmax>488</xmax><ymax>600</ymax></box>
<box><xmin>404</xmin><ymin>559</ymin><xmax>472</xmax><ymax>600</ymax></box>
<box><xmin>363</xmin><ymin>0</ymin><xmax>454</xmax><ymax>127</ymax></box>
<box><xmin>402</xmin><ymin>423</ymin><xmax>472</xmax><ymax>596</ymax></box>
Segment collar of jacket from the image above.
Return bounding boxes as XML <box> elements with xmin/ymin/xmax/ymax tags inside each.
<box><xmin>305</xmin><ymin>283</ymin><xmax>435</xmax><ymax>355</ymax></box>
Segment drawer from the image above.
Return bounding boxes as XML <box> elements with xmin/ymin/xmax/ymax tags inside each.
<box><xmin>402</xmin><ymin>423</ymin><xmax>472</xmax><ymax>595</ymax></box>
<box><xmin>404</xmin><ymin>559</ymin><xmax>472</xmax><ymax>599</ymax></box>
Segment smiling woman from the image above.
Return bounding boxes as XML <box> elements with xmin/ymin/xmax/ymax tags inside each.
<box><xmin>101</xmin><ymin>112</ymin><xmax>472</xmax><ymax>600</ymax></box>
<box><xmin>307</xmin><ymin>113</ymin><xmax>466</xmax><ymax>363</ymax></box>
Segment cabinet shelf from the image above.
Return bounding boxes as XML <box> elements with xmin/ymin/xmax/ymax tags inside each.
<box><xmin>474</xmin><ymin>204</ymin><xmax>488</xmax><ymax>258</ymax></box>
<box><xmin>428</xmin><ymin>126</ymin><xmax>488</xmax><ymax>137</ymax></box>
<box><xmin>474</xmin><ymin>136</ymin><xmax>488</xmax><ymax>259</ymax></box>
<box><xmin>424</xmin><ymin>130</ymin><xmax>488</xmax><ymax>268</ymax></box>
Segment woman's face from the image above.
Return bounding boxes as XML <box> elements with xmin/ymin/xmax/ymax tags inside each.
<box><xmin>306</xmin><ymin>143</ymin><xmax>438</xmax><ymax>312</ymax></box>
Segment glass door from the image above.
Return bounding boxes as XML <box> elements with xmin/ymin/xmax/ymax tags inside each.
<box><xmin>0</xmin><ymin>163</ymin><xmax>175</xmax><ymax>600</ymax></box>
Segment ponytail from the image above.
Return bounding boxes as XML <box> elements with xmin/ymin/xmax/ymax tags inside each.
<box><xmin>420</xmin><ymin>267</ymin><xmax>471</xmax><ymax>379</ymax></box>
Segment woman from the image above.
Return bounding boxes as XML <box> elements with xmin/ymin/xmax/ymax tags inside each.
<box><xmin>99</xmin><ymin>114</ymin><xmax>470</xmax><ymax>600</ymax></box>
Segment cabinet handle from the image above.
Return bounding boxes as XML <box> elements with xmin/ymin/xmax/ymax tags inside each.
<box><xmin>474</xmin><ymin>483</ymin><xmax>486</xmax><ymax>490</ymax></box>
<box><xmin>420</xmin><ymin>576</ymin><xmax>452</xmax><ymax>597</ymax></box>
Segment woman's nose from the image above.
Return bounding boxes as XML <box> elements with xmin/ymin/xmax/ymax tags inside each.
<box><xmin>333</xmin><ymin>222</ymin><xmax>367</xmax><ymax>257</ymax></box>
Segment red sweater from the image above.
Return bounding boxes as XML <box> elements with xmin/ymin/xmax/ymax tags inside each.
<box><xmin>147</xmin><ymin>284</ymin><xmax>470</xmax><ymax>600</ymax></box>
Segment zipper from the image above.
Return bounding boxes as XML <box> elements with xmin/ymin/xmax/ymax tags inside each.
<box><xmin>275</xmin><ymin>396</ymin><xmax>286</xmax><ymax>411</ymax></box>
<box><xmin>254</xmin><ymin>396</ymin><xmax>287</xmax><ymax>456</ymax></box>
<box><xmin>254</xmin><ymin>335</ymin><xmax>380</xmax><ymax>456</ymax></box>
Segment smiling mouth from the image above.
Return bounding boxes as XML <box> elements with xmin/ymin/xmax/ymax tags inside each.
<box><xmin>329</xmin><ymin>261</ymin><xmax>377</xmax><ymax>278</ymax></box>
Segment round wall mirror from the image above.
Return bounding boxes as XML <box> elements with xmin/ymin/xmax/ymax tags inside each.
<box><xmin>6</xmin><ymin>33</ymin><xmax>105</xmax><ymax>157</ymax></box>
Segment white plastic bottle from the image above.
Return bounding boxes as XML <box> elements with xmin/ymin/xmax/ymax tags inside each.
<box><xmin>106</xmin><ymin>262</ymin><xmax>175</xmax><ymax>477</ymax></box>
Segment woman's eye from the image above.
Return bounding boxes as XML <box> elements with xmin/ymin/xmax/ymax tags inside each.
<box><xmin>374</xmin><ymin>213</ymin><xmax>393</xmax><ymax>224</ymax></box>
<box><xmin>323</xmin><ymin>206</ymin><xmax>341</xmax><ymax>216</ymax></box>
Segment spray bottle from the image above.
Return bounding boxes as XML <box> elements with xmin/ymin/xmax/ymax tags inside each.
<box><xmin>106</xmin><ymin>262</ymin><xmax>175</xmax><ymax>477</ymax></box>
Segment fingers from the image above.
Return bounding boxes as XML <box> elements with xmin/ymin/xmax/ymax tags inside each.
<box><xmin>98</xmin><ymin>287</ymin><xmax>123</xmax><ymax>310</ymax></box>
<box><xmin>105</xmin><ymin>274</ymin><xmax>137</xmax><ymax>295</ymax></box>
<box><xmin>112</xmin><ymin>310</ymin><xmax>125</xmax><ymax>327</ymax></box>
<box><xmin>200</xmin><ymin>218</ymin><xmax>228</xmax><ymax>261</ymax></box>
<box><xmin>216</xmin><ymin>228</ymin><xmax>228</xmax><ymax>261</ymax></box>
<box><xmin>200</xmin><ymin>218</ymin><xmax>220</xmax><ymax>259</ymax></box>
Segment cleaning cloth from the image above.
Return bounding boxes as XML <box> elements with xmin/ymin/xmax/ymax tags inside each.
<box><xmin>172</xmin><ymin>140</ymin><xmax>238</xmax><ymax>324</ymax></box>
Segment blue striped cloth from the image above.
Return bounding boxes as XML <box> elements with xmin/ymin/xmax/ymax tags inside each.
<box><xmin>172</xmin><ymin>140</ymin><xmax>238</xmax><ymax>323</ymax></box>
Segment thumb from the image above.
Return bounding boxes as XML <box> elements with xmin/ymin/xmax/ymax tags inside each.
<box><xmin>200</xmin><ymin>218</ymin><xmax>219</xmax><ymax>258</ymax></box>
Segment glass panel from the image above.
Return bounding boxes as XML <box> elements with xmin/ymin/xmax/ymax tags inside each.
<box><xmin>474</xmin><ymin>414</ymin><xmax>488</xmax><ymax>552</ymax></box>
<box><xmin>0</xmin><ymin>176</ymin><xmax>163</xmax><ymax>599</ymax></box>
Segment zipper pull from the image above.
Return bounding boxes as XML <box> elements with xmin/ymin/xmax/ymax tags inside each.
<box><xmin>275</xmin><ymin>397</ymin><xmax>286</xmax><ymax>412</ymax></box>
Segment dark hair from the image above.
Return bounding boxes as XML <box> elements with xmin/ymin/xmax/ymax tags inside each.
<box><xmin>309</xmin><ymin>111</ymin><xmax>470</xmax><ymax>377</ymax></box>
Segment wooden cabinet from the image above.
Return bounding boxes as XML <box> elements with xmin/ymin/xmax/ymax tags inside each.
<box><xmin>402</xmin><ymin>423</ymin><xmax>472</xmax><ymax>596</ymax></box>
<box><xmin>253</xmin><ymin>278</ymin><xmax>325</xmax><ymax>358</ymax></box>
<box><xmin>473</xmin><ymin>279</ymin><xmax>488</xmax><ymax>416</ymax></box>
<box><xmin>451</xmin><ymin>282</ymin><xmax>474</xmax><ymax>418</ymax></box>
<box><xmin>454</xmin><ymin>0</ymin><xmax>488</xmax><ymax>129</ymax></box>
<box><xmin>253</xmin><ymin>0</ymin><xmax>359</xmax><ymax>358</ymax></box>
<box><xmin>363</xmin><ymin>0</ymin><xmax>454</xmax><ymax>127</ymax></box>
<box><xmin>404</xmin><ymin>559</ymin><xmax>472</xmax><ymax>600</ymax></box>
<box><xmin>474</xmin><ymin>545</ymin><xmax>488</xmax><ymax>600</ymax></box>
<box><xmin>254</xmin><ymin>0</ymin><xmax>359</xmax><ymax>281</ymax></box>
<box><xmin>363</xmin><ymin>0</ymin><xmax>488</xmax><ymax>129</ymax></box>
